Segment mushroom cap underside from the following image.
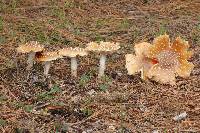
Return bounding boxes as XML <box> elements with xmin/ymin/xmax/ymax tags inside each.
<box><xmin>35</xmin><ymin>51</ymin><xmax>62</xmax><ymax>62</ymax></box>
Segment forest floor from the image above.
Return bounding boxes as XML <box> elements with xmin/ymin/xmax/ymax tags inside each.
<box><xmin>0</xmin><ymin>0</ymin><xmax>200</xmax><ymax>132</ymax></box>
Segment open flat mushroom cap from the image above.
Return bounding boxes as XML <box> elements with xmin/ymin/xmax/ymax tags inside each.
<box><xmin>125</xmin><ymin>54</ymin><xmax>141</xmax><ymax>75</ymax></box>
<box><xmin>35</xmin><ymin>51</ymin><xmax>62</xmax><ymax>62</ymax></box>
<box><xmin>59</xmin><ymin>47</ymin><xmax>88</xmax><ymax>58</ymax></box>
<box><xmin>86</xmin><ymin>41</ymin><xmax>120</xmax><ymax>53</ymax></box>
<box><xmin>147</xmin><ymin>64</ymin><xmax>176</xmax><ymax>85</ymax></box>
<box><xmin>16</xmin><ymin>41</ymin><xmax>44</xmax><ymax>53</ymax></box>
<box><xmin>134</xmin><ymin>42</ymin><xmax>151</xmax><ymax>56</ymax></box>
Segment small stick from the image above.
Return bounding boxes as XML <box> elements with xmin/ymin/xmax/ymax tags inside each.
<box><xmin>173</xmin><ymin>112</ymin><xmax>187</xmax><ymax>121</ymax></box>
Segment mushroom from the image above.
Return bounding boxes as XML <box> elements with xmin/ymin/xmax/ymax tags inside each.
<box><xmin>58</xmin><ymin>47</ymin><xmax>88</xmax><ymax>77</ymax></box>
<box><xmin>86</xmin><ymin>41</ymin><xmax>120</xmax><ymax>77</ymax></box>
<box><xmin>125</xmin><ymin>42</ymin><xmax>158</xmax><ymax>80</ymax></box>
<box><xmin>146</xmin><ymin>34</ymin><xmax>194</xmax><ymax>85</ymax></box>
<box><xmin>35</xmin><ymin>51</ymin><xmax>62</xmax><ymax>76</ymax></box>
<box><xmin>16</xmin><ymin>41</ymin><xmax>44</xmax><ymax>70</ymax></box>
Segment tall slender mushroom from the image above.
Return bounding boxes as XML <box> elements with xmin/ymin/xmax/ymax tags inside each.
<box><xmin>86</xmin><ymin>41</ymin><xmax>120</xmax><ymax>78</ymax></box>
<box><xmin>16</xmin><ymin>41</ymin><xmax>44</xmax><ymax>70</ymax></box>
<box><xmin>58</xmin><ymin>47</ymin><xmax>88</xmax><ymax>77</ymax></box>
<box><xmin>35</xmin><ymin>51</ymin><xmax>62</xmax><ymax>77</ymax></box>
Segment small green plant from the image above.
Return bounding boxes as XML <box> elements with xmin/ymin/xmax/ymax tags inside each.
<box><xmin>14</xmin><ymin>102</ymin><xmax>25</xmax><ymax>109</ymax></box>
<box><xmin>120</xmin><ymin>18</ymin><xmax>130</xmax><ymax>29</ymax></box>
<box><xmin>143</xmin><ymin>0</ymin><xmax>149</xmax><ymax>4</ymax></box>
<box><xmin>64</xmin><ymin>0</ymin><xmax>75</xmax><ymax>8</ymax></box>
<box><xmin>79</xmin><ymin>74</ymin><xmax>90</xmax><ymax>87</ymax></box>
<box><xmin>95</xmin><ymin>33</ymin><xmax>104</xmax><ymax>42</ymax></box>
<box><xmin>99</xmin><ymin>84</ymin><xmax>109</xmax><ymax>92</ymax></box>
<box><xmin>51</xmin><ymin>6</ymin><xmax>66</xmax><ymax>21</ymax></box>
<box><xmin>197</xmin><ymin>24</ymin><xmax>200</xmax><ymax>30</ymax></box>
<box><xmin>96</xmin><ymin>19</ymin><xmax>105</xmax><ymax>29</ymax></box>
<box><xmin>156</xmin><ymin>24</ymin><xmax>167</xmax><ymax>36</ymax></box>
<box><xmin>52</xmin><ymin>101</ymin><xmax>65</xmax><ymax>106</ymax></box>
<box><xmin>37</xmin><ymin>85</ymin><xmax>61</xmax><ymax>100</ymax></box>
<box><xmin>24</xmin><ymin>105</ymin><xmax>33</xmax><ymax>113</ymax></box>
<box><xmin>98</xmin><ymin>75</ymin><xmax>112</xmax><ymax>92</ymax></box>
<box><xmin>49</xmin><ymin>31</ymin><xmax>63</xmax><ymax>44</ymax></box>
<box><xmin>0</xmin><ymin>16</ymin><xmax>3</xmax><ymax>31</ymax></box>
<box><xmin>131</xmin><ymin>28</ymin><xmax>140</xmax><ymax>40</ymax></box>
<box><xmin>0</xmin><ymin>36</ymin><xmax>6</xmax><ymax>44</ymax></box>
<box><xmin>53</xmin><ymin>121</ymin><xmax>68</xmax><ymax>133</ymax></box>
<box><xmin>73</xmin><ymin>28</ymin><xmax>81</xmax><ymax>35</ymax></box>
<box><xmin>101</xmin><ymin>75</ymin><xmax>112</xmax><ymax>82</ymax></box>
<box><xmin>0</xmin><ymin>119</ymin><xmax>7</xmax><ymax>126</ymax></box>
<box><xmin>81</xmin><ymin>108</ymin><xmax>93</xmax><ymax>117</ymax></box>
<box><xmin>83</xmin><ymin>97</ymin><xmax>94</xmax><ymax>105</ymax></box>
<box><xmin>11</xmin><ymin>0</ymin><xmax>17</xmax><ymax>13</ymax></box>
<box><xmin>0</xmin><ymin>95</ymin><xmax>7</xmax><ymax>103</ymax></box>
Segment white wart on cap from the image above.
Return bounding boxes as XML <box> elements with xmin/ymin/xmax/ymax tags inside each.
<box><xmin>86</xmin><ymin>41</ymin><xmax>120</xmax><ymax>52</ymax></box>
<box><xmin>17</xmin><ymin>41</ymin><xmax>44</xmax><ymax>53</ymax></box>
<box><xmin>16</xmin><ymin>41</ymin><xmax>44</xmax><ymax>70</ymax></box>
<box><xmin>59</xmin><ymin>47</ymin><xmax>88</xmax><ymax>57</ymax></box>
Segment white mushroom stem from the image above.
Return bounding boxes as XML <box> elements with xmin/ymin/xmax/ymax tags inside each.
<box><xmin>27</xmin><ymin>52</ymin><xmax>36</xmax><ymax>70</ymax></box>
<box><xmin>98</xmin><ymin>54</ymin><xmax>106</xmax><ymax>77</ymax></box>
<box><xmin>44</xmin><ymin>61</ymin><xmax>51</xmax><ymax>76</ymax></box>
<box><xmin>71</xmin><ymin>57</ymin><xmax>78</xmax><ymax>77</ymax></box>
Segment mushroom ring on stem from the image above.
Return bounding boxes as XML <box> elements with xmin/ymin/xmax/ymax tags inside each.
<box><xmin>86</xmin><ymin>41</ymin><xmax>120</xmax><ymax>78</ymax></box>
<box><xmin>16</xmin><ymin>41</ymin><xmax>44</xmax><ymax>70</ymax></box>
<box><xmin>59</xmin><ymin>47</ymin><xmax>88</xmax><ymax>77</ymax></box>
<box><xmin>35</xmin><ymin>51</ymin><xmax>62</xmax><ymax>77</ymax></box>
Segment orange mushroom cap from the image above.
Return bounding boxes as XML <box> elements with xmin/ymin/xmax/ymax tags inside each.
<box><xmin>86</xmin><ymin>41</ymin><xmax>120</xmax><ymax>53</ymax></box>
<box><xmin>35</xmin><ymin>51</ymin><xmax>62</xmax><ymax>62</ymax></box>
<box><xmin>59</xmin><ymin>47</ymin><xmax>88</xmax><ymax>58</ymax></box>
<box><xmin>16</xmin><ymin>41</ymin><xmax>44</xmax><ymax>53</ymax></box>
<box><xmin>147</xmin><ymin>34</ymin><xmax>194</xmax><ymax>85</ymax></box>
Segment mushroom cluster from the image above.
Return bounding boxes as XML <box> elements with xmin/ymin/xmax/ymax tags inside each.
<box><xmin>126</xmin><ymin>34</ymin><xmax>194</xmax><ymax>85</ymax></box>
<box><xmin>17</xmin><ymin>34</ymin><xmax>194</xmax><ymax>85</ymax></box>
<box><xmin>16</xmin><ymin>41</ymin><xmax>120</xmax><ymax>78</ymax></box>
